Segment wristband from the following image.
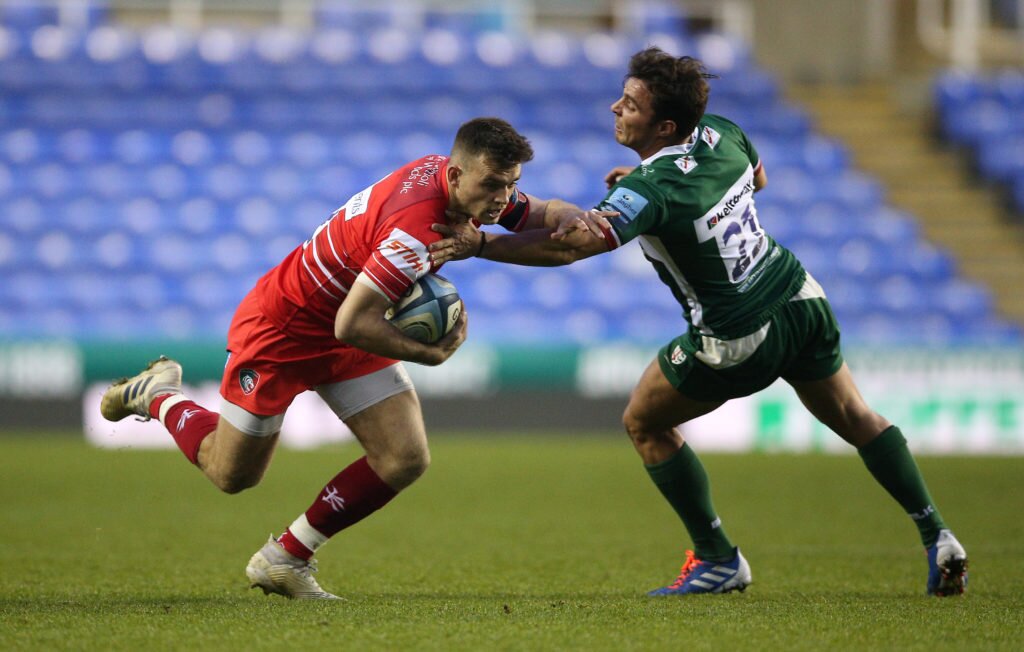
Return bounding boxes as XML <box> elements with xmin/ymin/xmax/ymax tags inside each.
<box><xmin>475</xmin><ymin>231</ymin><xmax>487</xmax><ymax>257</ymax></box>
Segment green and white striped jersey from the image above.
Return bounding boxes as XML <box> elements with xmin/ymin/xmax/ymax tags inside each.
<box><xmin>599</xmin><ymin>114</ymin><xmax>806</xmax><ymax>339</ymax></box>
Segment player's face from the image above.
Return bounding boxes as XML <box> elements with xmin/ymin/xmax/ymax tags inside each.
<box><xmin>611</xmin><ymin>78</ymin><xmax>663</xmax><ymax>157</ymax></box>
<box><xmin>450</xmin><ymin>155</ymin><xmax>521</xmax><ymax>224</ymax></box>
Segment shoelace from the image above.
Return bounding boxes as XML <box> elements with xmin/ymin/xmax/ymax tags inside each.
<box><xmin>667</xmin><ymin>550</ymin><xmax>701</xmax><ymax>589</ymax></box>
<box><xmin>293</xmin><ymin>558</ymin><xmax>320</xmax><ymax>582</ymax></box>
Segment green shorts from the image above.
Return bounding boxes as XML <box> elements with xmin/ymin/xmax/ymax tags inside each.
<box><xmin>658</xmin><ymin>282</ymin><xmax>844</xmax><ymax>403</ymax></box>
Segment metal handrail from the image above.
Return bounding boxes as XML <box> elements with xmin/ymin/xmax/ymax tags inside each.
<box><xmin>916</xmin><ymin>0</ymin><xmax>1024</xmax><ymax>70</ymax></box>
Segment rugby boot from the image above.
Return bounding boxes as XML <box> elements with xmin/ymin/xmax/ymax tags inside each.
<box><xmin>100</xmin><ymin>355</ymin><xmax>182</xmax><ymax>422</ymax></box>
<box><xmin>926</xmin><ymin>529</ymin><xmax>968</xmax><ymax>596</ymax></box>
<box><xmin>246</xmin><ymin>536</ymin><xmax>341</xmax><ymax>600</ymax></box>
<box><xmin>647</xmin><ymin>548</ymin><xmax>751</xmax><ymax>596</ymax></box>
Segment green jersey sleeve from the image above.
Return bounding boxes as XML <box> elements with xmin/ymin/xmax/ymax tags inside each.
<box><xmin>743</xmin><ymin>131</ymin><xmax>760</xmax><ymax>169</ymax></box>
<box><xmin>597</xmin><ymin>176</ymin><xmax>665</xmax><ymax>248</ymax></box>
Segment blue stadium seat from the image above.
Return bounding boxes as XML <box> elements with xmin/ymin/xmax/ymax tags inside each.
<box><xmin>315</xmin><ymin>4</ymin><xmax>403</xmax><ymax>31</ymax></box>
<box><xmin>941</xmin><ymin>98</ymin><xmax>1014</xmax><ymax>147</ymax></box>
<box><xmin>992</xmin><ymin>69</ymin><xmax>1024</xmax><ymax>108</ymax></box>
<box><xmin>1</xmin><ymin>1</ymin><xmax>58</xmax><ymax>32</ymax></box>
<box><xmin>977</xmin><ymin>136</ymin><xmax>1024</xmax><ymax>183</ymax></box>
<box><xmin>0</xmin><ymin>22</ymin><xmax>1015</xmax><ymax>345</ymax></box>
<box><xmin>931</xmin><ymin>279</ymin><xmax>994</xmax><ymax>320</ymax></box>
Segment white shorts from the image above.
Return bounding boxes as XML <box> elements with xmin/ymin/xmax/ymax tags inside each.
<box><xmin>219</xmin><ymin>362</ymin><xmax>415</xmax><ymax>437</ymax></box>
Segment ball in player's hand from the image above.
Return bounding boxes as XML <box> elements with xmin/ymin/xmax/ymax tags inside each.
<box><xmin>386</xmin><ymin>273</ymin><xmax>462</xmax><ymax>344</ymax></box>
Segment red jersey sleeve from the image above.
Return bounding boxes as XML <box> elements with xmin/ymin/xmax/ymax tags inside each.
<box><xmin>361</xmin><ymin>203</ymin><xmax>444</xmax><ymax>302</ymax></box>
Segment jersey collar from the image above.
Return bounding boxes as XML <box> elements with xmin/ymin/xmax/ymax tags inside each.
<box><xmin>640</xmin><ymin>127</ymin><xmax>701</xmax><ymax>166</ymax></box>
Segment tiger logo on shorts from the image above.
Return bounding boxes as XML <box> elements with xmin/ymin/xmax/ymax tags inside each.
<box><xmin>239</xmin><ymin>369</ymin><xmax>260</xmax><ymax>395</ymax></box>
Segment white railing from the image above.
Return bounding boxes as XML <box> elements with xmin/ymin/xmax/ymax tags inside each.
<box><xmin>917</xmin><ymin>0</ymin><xmax>1024</xmax><ymax>70</ymax></box>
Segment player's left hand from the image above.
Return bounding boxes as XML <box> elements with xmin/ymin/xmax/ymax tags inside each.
<box><xmin>551</xmin><ymin>209</ymin><xmax>617</xmax><ymax>241</ymax></box>
<box><xmin>429</xmin><ymin>218</ymin><xmax>480</xmax><ymax>265</ymax></box>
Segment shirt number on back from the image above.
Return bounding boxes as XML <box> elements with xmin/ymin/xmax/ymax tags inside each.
<box><xmin>721</xmin><ymin>205</ymin><xmax>766</xmax><ymax>282</ymax></box>
<box><xmin>696</xmin><ymin>202</ymin><xmax>767</xmax><ymax>284</ymax></box>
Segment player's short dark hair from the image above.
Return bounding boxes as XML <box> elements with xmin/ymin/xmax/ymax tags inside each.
<box><xmin>627</xmin><ymin>47</ymin><xmax>713</xmax><ymax>138</ymax></box>
<box><xmin>452</xmin><ymin>117</ymin><xmax>534</xmax><ymax>169</ymax></box>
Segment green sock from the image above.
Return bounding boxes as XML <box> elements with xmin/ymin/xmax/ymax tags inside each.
<box><xmin>858</xmin><ymin>425</ymin><xmax>946</xmax><ymax>547</ymax></box>
<box><xmin>645</xmin><ymin>443</ymin><xmax>735</xmax><ymax>562</ymax></box>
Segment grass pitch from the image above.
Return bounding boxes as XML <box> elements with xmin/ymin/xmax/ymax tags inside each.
<box><xmin>1</xmin><ymin>432</ymin><xmax>1022</xmax><ymax>650</ymax></box>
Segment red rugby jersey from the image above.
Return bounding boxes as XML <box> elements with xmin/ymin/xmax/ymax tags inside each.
<box><xmin>254</xmin><ymin>154</ymin><xmax>530</xmax><ymax>341</ymax></box>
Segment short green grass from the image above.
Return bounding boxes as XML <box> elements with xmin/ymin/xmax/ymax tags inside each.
<box><xmin>1</xmin><ymin>433</ymin><xmax>1022</xmax><ymax>650</ymax></box>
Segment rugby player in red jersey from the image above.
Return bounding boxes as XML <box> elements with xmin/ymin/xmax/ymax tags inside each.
<box><xmin>99</xmin><ymin>118</ymin><xmax>605</xmax><ymax>599</ymax></box>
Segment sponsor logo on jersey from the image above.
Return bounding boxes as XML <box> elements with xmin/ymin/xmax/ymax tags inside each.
<box><xmin>239</xmin><ymin>369</ymin><xmax>260</xmax><ymax>395</ymax></box>
<box><xmin>674</xmin><ymin>156</ymin><xmax>698</xmax><ymax>174</ymax></box>
<box><xmin>604</xmin><ymin>186</ymin><xmax>649</xmax><ymax>223</ymax></box>
<box><xmin>401</xmin><ymin>158</ymin><xmax>441</xmax><ymax>194</ymax></box>
<box><xmin>670</xmin><ymin>345</ymin><xmax>686</xmax><ymax>365</ymax></box>
<box><xmin>703</xmin><ymin>178</ymin><xmax>755</xmax><ymax>232</ymax></box>
<box><xmin>343</xmin><ymin>185</ymin><xmax>373</xmax><ymax>220</ymax></box>
<box><xmin>382</xmin><ymin>228</ymin><xmax>428</xmax><ymax>277</ymax></box>
<box><xmin>701</xmin><ymin>126</ymin><xmax>721</xmax><ymax>149</ymax></box>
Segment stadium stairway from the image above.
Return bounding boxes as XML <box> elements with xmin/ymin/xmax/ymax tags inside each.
<box><xmin>788</xmin><ymin>82</ymin><xmax>1024</xmax><ymax>325</ymax></box>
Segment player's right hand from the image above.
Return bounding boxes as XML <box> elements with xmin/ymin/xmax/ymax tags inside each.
<box><xmin>428</xmin><ymin>306</ymin><xmax>468</xmax><ymax>366</ymax></box>
<box><xmin>429</xmin><ymin>219</ymin><xmax>480</xmax><ymax>265</ymax></box>
<box><xmin>604</xmin><ymin>166</ymin><xmax>635</xmax><ymax>188</ymax></box>
<box><xmin>551</xmin><ymin>208</ymin><xmax>616</xmax><ymax>241</ymax></box>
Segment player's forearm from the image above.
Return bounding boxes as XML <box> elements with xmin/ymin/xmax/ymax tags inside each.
<box><xmin>479</xmin><ymin>230</ymin><xmax>580</xmax><ymax>267</ymax></box>
<box><xmin>334</xmin><ymin>312</ymin><xmax>445</xmax><ymax>365</ymax></box>
<box><xmin>516</xmin><ymin>196</ymin><xmax>586</xmax><ymax>231</ymax></box>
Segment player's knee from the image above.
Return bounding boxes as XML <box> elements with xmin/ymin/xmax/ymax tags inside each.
<box><xmin>375</xmin><ymin>442</ymin><xmax>430</xmax><ymax>489</ymax></box>
<box><xmin>212</xmin><ymin>468</ymin><xmax>263</xmax><ymax>494</ymax></box>
<box><xmin>397</xmin><ymin>444</ymin><xmax>431</xmax><ymax>480</ymax></box>
<box><xmin>848</xmin><ymin>409</ymin><xmax>890</xmax><ymax>445</ymax></box>
<box><xmin>622</xmin><ymin>406</ymin><xmax>654</xmax><ymax>444</ymax></box>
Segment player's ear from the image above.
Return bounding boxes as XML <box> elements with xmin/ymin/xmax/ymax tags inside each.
<box><xmin>446</xmin><ymin>163</ymin><xmax>462</xmax><ymax>188</ymax></box>
<box><xmin>657</xmin><ymin>119</ymin><xmax>678</xmax><ymax>139</ymax></box>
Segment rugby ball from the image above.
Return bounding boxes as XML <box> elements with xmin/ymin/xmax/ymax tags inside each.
<box><xmin>386</xmin><ymin>273</ymin><xmax>462</xmax><ymax>344</ymax></box>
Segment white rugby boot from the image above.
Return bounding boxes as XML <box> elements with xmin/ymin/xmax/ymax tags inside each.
<box><xmin>926</xmin><ymin>529</ymin><xmax>968</xmax><ymax>596</ymax></box>
<box><xmin>246</xmin><ymin>536</ymin><xmax>341</xmax><ymax>600</ymax></box>
<box><xmin>100</xmin><ymin>356</ymin><xmax>182</xmax><ymax>422</ymax></box>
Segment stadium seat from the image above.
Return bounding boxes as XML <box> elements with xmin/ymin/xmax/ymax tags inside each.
<box><xmin>0</xmin><ymin>19</ymin><xmax>1015</xmax><ymax>347</ymax></box>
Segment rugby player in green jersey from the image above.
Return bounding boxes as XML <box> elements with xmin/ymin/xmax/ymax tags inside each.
<box><xmin>429</xmin><ymin>47</ymin><xmax>967</xmax><ymax>597</ymax></box>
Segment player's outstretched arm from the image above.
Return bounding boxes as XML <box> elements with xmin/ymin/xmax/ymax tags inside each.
<box><xmin>517</xmin><ymin>195</ymin><xmax>614</xmax><ymax>240</ymax></box>
<box><xmin>429</xmin><ymin>220</ymin><xmax>609</xmax><ymax>267</ymax></box>
<box><xmin>334</xmin><ymin>276</ymin><xmax>467</xmax><ymax>366</ymax></box>
<box><xmin>483</xmin><ymin>225</ymin><xmax>609</xmax><ymax>267</ymax></box>
<box><xmin>429</xmin><ymin>196</ymin><xmax>615</xmax><ymax>266</ymax></box>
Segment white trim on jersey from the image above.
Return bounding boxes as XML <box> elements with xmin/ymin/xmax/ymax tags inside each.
<box><xmin>301</xmin><ymin>252</ymin><xmax>341</xmax><ymax>301</ymax></box>
<box><xmin>641</xmin><ymin>129</ymin><xmax>701</xmax><ymax>165</ymax></box>
<box><xmin>324</xmin><ymin>225</ymin><xmax>357</xmax><ymax>278</ymax></box>
<box><xmin>638</xmin><ymin>234</ymin><xmax>711</xmax><ymax>335</ymax></box>
<box><xmin>310</xmin><ymin>236</ymin><xmax>349</xmax><ymax>295</ymax></box>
